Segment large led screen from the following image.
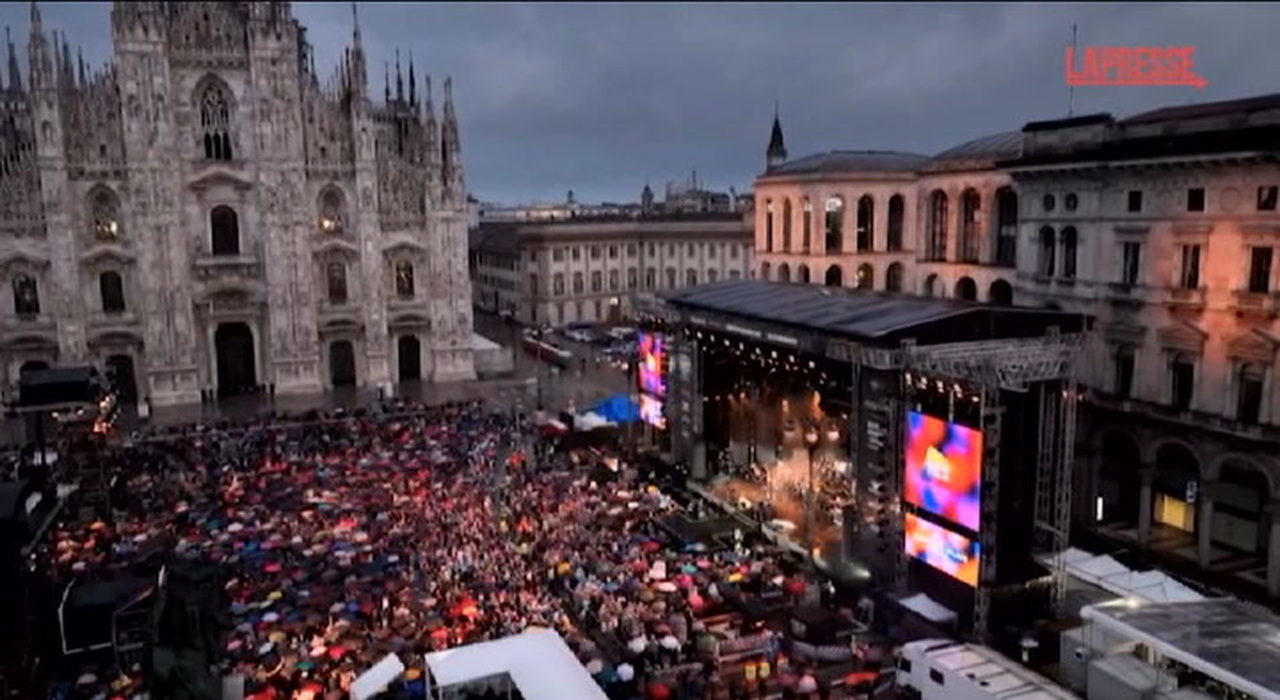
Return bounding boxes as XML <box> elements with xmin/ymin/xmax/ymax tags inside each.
<box><xmin>904</xmin><ymin>513</ymin><xmax>981</xmax><ymax>587</ymax></box>
<box><xmin>639</xmin><ymin>393</ymin><xmax>667</xmax><ymax>429</ymax></box>
<box><xmin>904</xmin><ymin>411</ymin><xmax>983</xmax><ymax>532</ymax></box>
<box><xmin>638</xmin><ymin>332</ymin><xmax>667</xmax><ymax>396</ymax></box>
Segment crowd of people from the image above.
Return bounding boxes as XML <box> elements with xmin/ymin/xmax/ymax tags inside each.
<box><xmin>39</xmin><ymin>400</ymin><xmax>836</xmax><ymax>700</ymax></box>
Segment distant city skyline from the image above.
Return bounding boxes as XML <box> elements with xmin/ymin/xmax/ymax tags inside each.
<box><xmin>4</xmin><ymin>2</ymin><xmax>1279</xmax><ymax>203</ymax></box>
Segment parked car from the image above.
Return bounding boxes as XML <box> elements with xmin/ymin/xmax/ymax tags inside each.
<box><xmin>565</xmin><ymin>329</ymin><xmax>595</xmax><ymax>343</ymax></box>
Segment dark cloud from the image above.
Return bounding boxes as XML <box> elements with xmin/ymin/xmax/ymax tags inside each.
<box><xmin>3</xmin><ymin>2</ymin><xmax>1278</xmax><ymax>203</ymax></box>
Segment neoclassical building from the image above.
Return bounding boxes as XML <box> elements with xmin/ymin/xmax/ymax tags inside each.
<box><xmin>755</xmin><ymin>94</ymin><xmax>1280</xmax><ymax>600</ymax></box>
<box><xmin>471</xmin><ymin>211</ymin><xmax>754</xmax><ymax>326</ymax></box>
<box><xmin>0</xmin><ymin>2</ymin><xmax>476</xmax><ymax>407</ymax></box>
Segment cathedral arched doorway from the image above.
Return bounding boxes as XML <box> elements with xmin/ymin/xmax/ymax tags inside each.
<box><xmin>105</xmin><ymin>354</ymin><xmax>138</xmax><ymax>403</ymax></box>
<box><xmin>215</xmin><ymin>322</ymin><xmax>257</xmax><ymax>398</ymax></box>
<box><xmin>329</xmin><ymin>341</ymin><xmax>357</xmax><ymax>387</ymax></box>
<box><xmin>398</xmin><ymin>335</ymin><xmax>421</xmax><ymax>382</ymax></box>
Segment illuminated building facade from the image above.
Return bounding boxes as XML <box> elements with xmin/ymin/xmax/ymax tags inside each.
<box><xmin>755</xmin><ymin>93</ymin><xmax>1280</xmax><ymax>601</ymax></box>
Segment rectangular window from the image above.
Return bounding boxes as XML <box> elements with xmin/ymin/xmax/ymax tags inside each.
<box><xmin>1186</xmin><ymin>187</ymin><xmax>1205</xmax><ymax>212</ymax></box>
<box><xmin>1120</xmin><ymin>242</ymin><xmax>1141</xmax><ymax>286</ymax></box>
<box><xmin>1249</xmin><ymin>247</ymin><xmax>1273</xmax><ymax>293</ymax></box>
<box><xmin>1113</xmin><ymin>346</ymin><xmax>1135</xmax><ymax>399</ymax></box>
<box><xmin>571</xmin><ymin>247</ymin><xmax>581</xmax><ymax>261</ymax></box>
<box><xmin>1258</xmin><ymin>185</ymin><xmax>1278</xmax><ymax>212</ymax></box>
<box><xmin>1238</xmin><ymin>366</ymin><xmax>1265</xmax><ymax>424</ymax></box>
<box><xmin>1127</xmin><ymin>190</ymin><xmax>1143</xmax><ymax>213</ymax></box>
<box><xmin>552</xmin><ymin>248</ymin><xmax>565</xmax><ymax>262</ymax></box>
<box><xmin>1178</xmin><ymin>244</ymin><xmax>1201</xmax><ymax>289</ymax></box>
<box><xmin>1170</xmin><ymin>357</ymin><xmax>1195</xmax><ymax>411</ymax></box>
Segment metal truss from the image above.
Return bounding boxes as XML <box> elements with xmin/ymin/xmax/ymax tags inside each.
<box><xmin>830</xmin><ymin>332</ymin><xmax>1088</xmax><ymax>391</ymax></box>
<box><xmin>973</xmin><ymin>387</ymin><xmax>1004</xmax><ymax>641</ymax></box>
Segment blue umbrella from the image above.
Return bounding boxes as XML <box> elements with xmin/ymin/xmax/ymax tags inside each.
<box><xmin>591</xmin><ymin>394</ymin><xmax>641</xmax><ymax>423</ymax></box>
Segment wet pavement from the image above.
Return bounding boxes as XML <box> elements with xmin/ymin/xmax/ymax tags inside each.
<box><xmin>1</xmin><ymin>312</ymin><xmax>636</xmax><ymax>447</ymax></box>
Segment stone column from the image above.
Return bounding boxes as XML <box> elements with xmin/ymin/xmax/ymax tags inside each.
<box><xmin>1268</xmin><ymin>502</ymin><xmax>1280</xmax><ymax>598</ymax></box>
<box><xmin>1197</xmin><ymin>480</ymin><xmax>1217</xmax><ymax>568</ymax></box>
<box><xmin>1138</xmin><ymin>464</ymin><xmax>1156</xmax><ymax>546</ymax></box>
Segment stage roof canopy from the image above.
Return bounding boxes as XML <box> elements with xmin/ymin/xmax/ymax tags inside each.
<box><xmin>662</xmin><ymin>280</ymin><xmax>1088</xmax><ymax>346</ymax></box>
<box><xmin>1081</xmin><ymin>598</ymin><xmax>1280</xmax><ymax>700</ymax></box>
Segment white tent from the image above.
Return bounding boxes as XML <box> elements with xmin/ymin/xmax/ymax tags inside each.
<box><xmin>350</xmin><ymin>653</ymin><xmax>406</xmax><ymax>700</ymax></box>
<box><xmin>1041</xmin><ymin>547</ymin><xmax>1204</xmax><ymax>604</ymax></box>
<box><xmin>424</xmin><ymin>628</ymin><xmax>607</xmax><ymax>700</ymax></box>
<box><xmin>575</xmin><ymin>412</ymin><xmax>614</xmax><ymax>431</ymax></box>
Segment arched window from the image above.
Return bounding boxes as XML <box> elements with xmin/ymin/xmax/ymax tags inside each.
<box><xmin>552</xmin><ymin>273</ymin><xmax>565</xmax><ymax>296</ymax></box>
<box><xmin>959</xmin><ymin>189</ymin><xmax>981</xmax><ymax>263</ymax></box>
<box><xmin>1170</xmin><ymin>353</ymin><xmax>1196</xmax><ymax>411</ymax></box>
<box><xmin>927</xmin><ymin>191</ymin><xmax>948</xmax><ymax>261</ymax></box>
<box><xmin>824</xmin><ymin>264</ymin><xmax>842</xmax><ymax>287</ymax></box>
<box><xmin>99</xmin><ymin>271</ymin><xmax>126</xmax><ymax>313</ymax></box>
<box><xmin>777</xmin><ymin>263</ymin><xmax>791</xmax><ymax>282</ymax></box>
<box><xmin>90</xmin><ymin>189</ymin><xmax>121</xmax><ymax>242</ymax></box>
<box><xmin>781</xmin><ymin>199</ymin><xmax>793</xmax><ymax>252</ymax></box>
<box><xmin>988</xmin><ymin>279</ymin><xmax>1014</xmax><ymax>306</ymax></box>
<box><xmin>1037</xmin><ymin>226</ymin><xmax>1056</xmax><ymax>277</ymax></box>
<box><xmin>210</xmin><ymin>206</ymin><xmax>240</xmax><ymax>256</ymax></box>
<box><xmin>824</xmin><ymin>196</ymin><xmax>845</xmax><ymax>253</ymax></box>
<box><xmin>199</xmin><ymin>83</ymin><xmax>233</xmax><ymax>161</ymax></box>
<box><xmin>885</xmin><ymin>262</ymin><xmax>904</xmax><ymax>292</ymax></box>
<box><xmin>572</xmin><ymin>272</ymin><xmax>585</xmax><ymax>294</ymax></box>
<box><xmin>801</xmin><ymin>197</ymin><xmax>813</xmax><ymax>252</ymax></box>
<box><xmin>326</xmin><ymin>262</ymin><xmax>348</xmax><ymax>304</ymax></box>
<box><xmin>1060</xmin><ymin>226</ymin><xmax>1078</xmax><ymax>280</ymax></box>
<box><xmin>923</xmin><ymin>273</ymin><xmax>939</xmax><ymax>297</ymax></box>
<box><xmin>887</xmin><ymin>194</ymin><xmax>904</xmax><ymax>252</ymax></box>
<box><xmin>13</xmin><ymin>274</ymin><xmax>40</xmax><ymax>315</ymax></box>
<box><xmin>995</xmin><ymin>188</ymin><xmax>1018</xmax><ymax>266</ymax></box>
<box><xmin>665</xmin><ymin>268</ymin><xmax>677</xmax><ymax>288</ymax></box>
<box><xmin>856</xmin><ymin>195</ymin><xmax>874</xmax><ymax>252</ymax></box>
<box><xmin>395</xmin><ymin>260</ymin><xmax>415</xmax><ymax>299</ymax></box>
<box><xmin>686</xmin><ymin>269</ymin><xmax>698</xmax><ymax>286</ymax></box>
<box><xmin>798</xmin><ymin>264</ymin><xmax>810</xmax><ymax>284</ymax></box>
<box><xmin>759</xmin><ymin>262</ymin><xmax>770</xmax><ymax>281</ymax></box>
<box><xmin>707</xmin><ymin>268</ymin><xmax>718</xmax><ymax>283</ymax></box>
<box><xmin>319</xmin><ymin>189</ymin><xmax>345</xmax><ymax>235</ymax></box>
<box><xmin>856</xmin><ymin>263</ymin><xmax>873</xmax><ymax>290</ymax></box>
<box><xmin>1237</xmin><ymin>363</ymin><xmax>1266</xmax><ymax>424</ymax></box>
<box><xmin>764</xmin><ymin>200</ymin><xmax>775</xmax><ymax>252</ymax></box>
<box><xmin>955</xmin><ymin>277</ymin><xmax>977</xmax><ymax>301</ymax></box>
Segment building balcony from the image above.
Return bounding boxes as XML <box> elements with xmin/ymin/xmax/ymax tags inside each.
<box><xmin>87</xmin><ymin>311</ymin><xmax>141</xmax><ymax>329</ymax></box>
<box><xmin>317</xmin><ymin>299</ymin><xmax>362</xmax><ymax>327</ymax></box>
<box><xmin>1091</xmin><ymin>392</ymin><xmax>1280</xmax><ymax>442</ymax></box>
<box><xmin>0</xmin><ymin>313</ymin><xmax>56</xmax><ymax>334</ymax></box>
<box><xmin>193</xmin><ymin>244</ymin><xmax>264</xmax><ymax>283</ymax></box>
<box><xmin>1164</xmin><ymin>286</ymin><xmax>1206</xmax><ymax>312</ymax></box>
<box><xmin>1107</xmin><ymin>282</ymin><xmax>1146</xmax><ymax>307</ymax></box>
<box><xmin>1232</xmin><ymin>290</ymin><xmax>1280</xmax><ymax>317</ymax></box>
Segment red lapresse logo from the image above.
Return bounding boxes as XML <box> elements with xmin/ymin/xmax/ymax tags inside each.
<box><xmin>1065</xmin><ymin>46</ymin><xmax>1208</xmax><ymax>89</ymax></box>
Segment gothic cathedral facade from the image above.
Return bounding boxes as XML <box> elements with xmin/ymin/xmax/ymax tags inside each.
<box><xmin>0</xmin><ymin>1</ymin><xmax>476</xmax><ymax>407</ymax></box>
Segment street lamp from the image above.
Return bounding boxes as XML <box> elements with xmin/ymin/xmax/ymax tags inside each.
<box><xmin>804</xmin><ymin>424</ymin><xmax>821</xmax><ymax>566</ymax></box>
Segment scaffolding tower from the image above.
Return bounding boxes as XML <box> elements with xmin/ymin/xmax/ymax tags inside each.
<box><xmin>899</xmin><ymin>330</ymin><xmax>1086</xmax><ymax>636</ymax></box>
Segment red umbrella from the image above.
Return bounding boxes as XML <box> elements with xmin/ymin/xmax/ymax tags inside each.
<box><xmin>647</xmin><ymin>683</ymin><xmax>671</xmax><ymax>700</ymax></box>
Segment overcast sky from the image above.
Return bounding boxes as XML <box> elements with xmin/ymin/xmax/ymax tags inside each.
<box><xmin>3</xmin><ymin>2</ymin><xmax>1279</xmax><ymax>204</ymax></box>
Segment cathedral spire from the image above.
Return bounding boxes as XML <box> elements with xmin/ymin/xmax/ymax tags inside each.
<box><xmin>30</xmin><ymin>1</ymin><xmax>42</xmax><ymax>33</ymax></box>
<box><xmin>766</xmin><ymin>100</ymin><xmax>787</xmax><ymax>170</ymax></box>
<box><xmin>76</xmin><ymin>46</ymin><xmax>85</xmax><ymax>87</ymax></box>
<box><xmin>6</xmin><ymin>27</ymin><xmax>21</xmax><ymax>92</ymax></box>
<box><xmin>394</xmin><ymin>49</ymin><xmax>403</xmax><ymax>103</ymax></box>
<box><xmin>408</xmin><ymin>51</ymin><xmax>417</xmax><ymax>108</ymax></box>
<box><xmin>383</xmin><ymin>62</ymin><xmax>390</xmax><ymax>103</ymax></box>
<box><xmin>351</xmin><ymin>1</ymin><xmax>361</xmax><ymax>46</ymax></box>
<box><xmin>27</xmin><ymin>1</ymin><xmax>50</xmax><ymax>90</ymax></box>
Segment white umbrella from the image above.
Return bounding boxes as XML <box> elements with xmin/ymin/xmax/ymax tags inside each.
<box><xmin>627</xmin><ymin>637</ymin><xmax>647</xmax><ymax>654</ymax></box>
<box><xmin>659</xmin><ymin>635</ymin><xmax>680</xmax><ymax>650</ymax></box>
<box><xmin>617</xmin><ymin>663</ymin><xmax>635</xmax><ymax>682</ymax></box>
<box><xmin>77</xmin><ymin>673</ymin><xmax>98</xmax><ymax>685</ymax></box>
<box><xmin>575</xmin><ymin>412</ymin><xmax>614</xmax><ymax>431</ymax></box>
<box><xmin>585</xmin><ymin>658</ymin><xmax>605</xmax><ymax>675</ymax></box>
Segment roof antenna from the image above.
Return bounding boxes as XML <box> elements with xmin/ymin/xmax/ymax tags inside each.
<box><xmin>1067</xmin><ymin>23</ymin><xmax>1078</xmax><ymax>118</ymax></box>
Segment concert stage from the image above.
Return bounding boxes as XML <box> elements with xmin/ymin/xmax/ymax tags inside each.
<box><xmin>638</xmin><ymin>280</ymin><xmax>1090</xmax><ymax>639</ymax></box>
